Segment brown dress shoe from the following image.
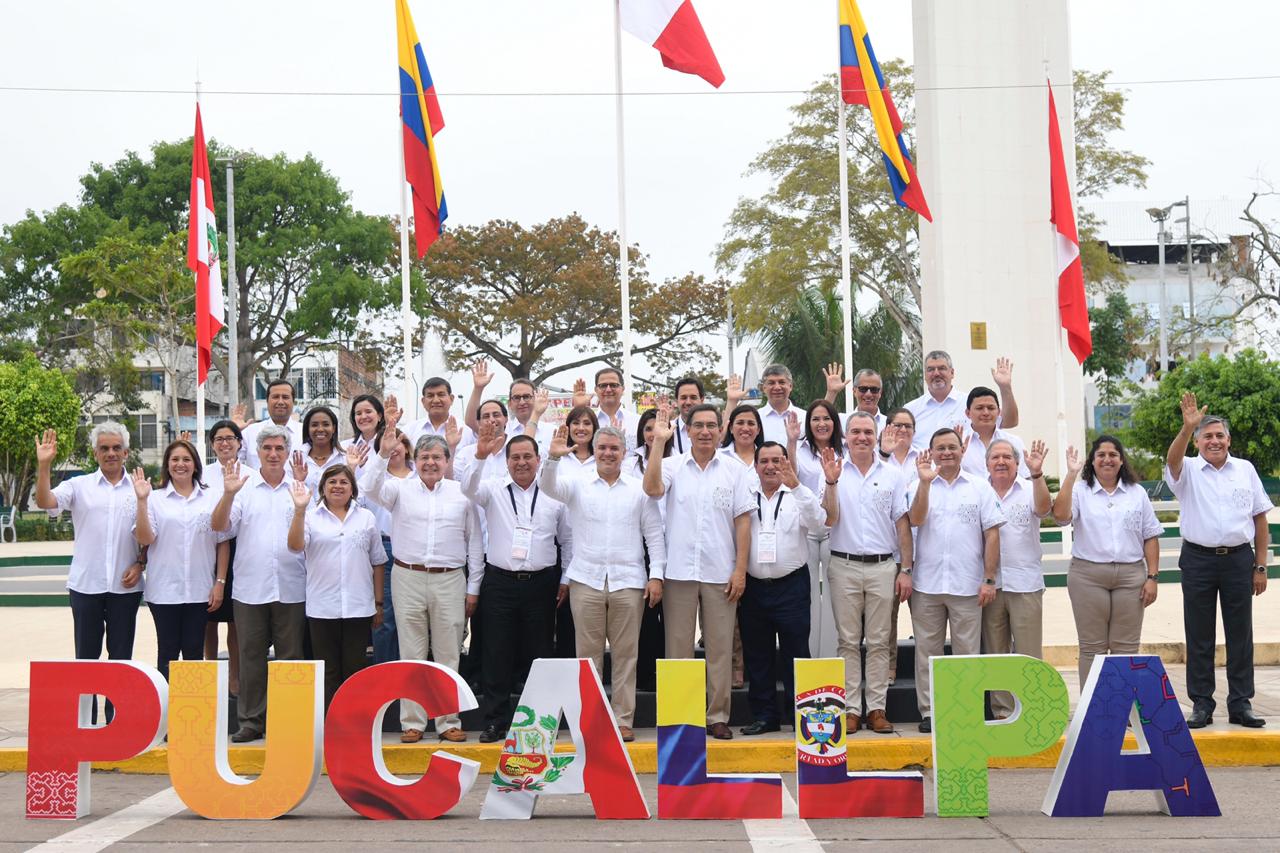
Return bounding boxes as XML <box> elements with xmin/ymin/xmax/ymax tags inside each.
<box><xmin>708</xmin><ymin>722</ymin><xmax>733</xmax><ymax>740</ymax></box>
<box><xmin>866</xmin><ymin>709</ymin><xmax>894</xmax><ymax>734</ymax></box>
<box><xmin>618</xmin><ymin>725</ymin><xmax>635</xmax><ymax>742</ymax></box>
<box><xmin>846</xmin><ymin>713</ymin><xmax>861</xmax><ymax>733</ymax></box>
<box><xmin>438</xmin><ymin>727</ymin><xmax>467</xmax><ymax>742</ymax></box>
<box><xmin>400</xmin><ymin>729</ymin><xmax>423</xmax><ymax>743</ymax></box>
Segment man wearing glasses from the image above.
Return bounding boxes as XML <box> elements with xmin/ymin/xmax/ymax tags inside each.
<box><xmin>824</xmin><ymin>365</ymin><xmax>887</xmax><ymax>433</ymax></box>
<box><xmin>591</xmin><ymin>367</ymin><xmax>642</xmax><ymax>451</ymax></box>
<box><xmin>462</xmin><ymin>360</ymin><xmax>555</xmax><ymax>453</ymax></box>
<box><xmin>905</xmin><ymin>351</ymin><xmax>1021</xmax><ymax>451</ymax></box>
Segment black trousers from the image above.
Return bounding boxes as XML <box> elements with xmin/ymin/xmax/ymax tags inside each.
<box><xmin>148</xmin><ymin>601</ymin><xmax>208</xmax><ymax>681</ymax></box>
<box><xmin>69</xmin><ymin>589</ymin><xmax>142</xmax><ymax>724</ymax></box>
<box><xmin>1180</xmin><ymin>544</ymin><xmax>1255</xmax><ymax>713</ymax></box>
<box><xmin>309</xmin><ymin>615</ymin><xmax>373</xmax><ymax>709</ymax></box>
<box><xmin>739</xmin><ymin>567</ymin><xmax>811</xmax><ymax>725</ymax></box>
<box><xmin>479</xmin><ymin>565</ymin><xmax>559</xmax><ymax>728</ymax></box>
<box><xmin>635</xmin><ymin>546</ymin><xmax>664</xmax><ymax>692</ymax></box>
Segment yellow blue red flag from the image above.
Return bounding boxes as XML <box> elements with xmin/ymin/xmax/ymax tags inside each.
<box><xmin>396</xmin><ymin>0</ymin><xmax>447</xmax><ymax>257</ymax></box>
<box><xmin>838</xmin><ymin>0</ymin><xmax>931</xmax><ymax>221</ymax></box>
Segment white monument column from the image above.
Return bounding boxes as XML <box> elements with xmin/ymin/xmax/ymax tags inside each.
<box><xmin>912</xmin><ymin>0</ymin><xmax>1085</xmax><ymax>477</ymax></box>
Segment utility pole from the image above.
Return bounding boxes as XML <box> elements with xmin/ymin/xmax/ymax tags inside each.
<box><xmin>1184</xmin><ymin>195</ymin><xmax>1195</xmax><ymax>359</ymax></box>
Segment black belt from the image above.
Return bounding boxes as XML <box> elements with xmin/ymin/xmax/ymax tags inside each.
<box><xmin>747</xmin><ymin>565</ymin><xmax>806</xmax><ymax>584</ymax></box>
<box><xmin>831</xmin><ymin>550</ymin><xmax>894</xmax><ymax>563</ymax></box>
<box><xmin>1184</xmin><ymin>541</ymin><xmax>1251</xmax><ymax>556</ymax></box>
<box><xmin>484</xmin><ymin>563</ymin><xmax>555</xmax><ymax>581</ymax></box>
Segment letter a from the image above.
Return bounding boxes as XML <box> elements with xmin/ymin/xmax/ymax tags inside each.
<box><xmin>480</xmin><ymin>658</ymin><xmax>647</xmax><ymax>819</ymax></box>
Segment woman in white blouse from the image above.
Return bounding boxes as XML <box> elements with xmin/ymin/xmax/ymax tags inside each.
<box><xmin>287</xmin><ymin>464</ymin><xmax>387</xmax><ymax>708</ymax></box>
<box><xmin>133</xmin><ymin>439</ymin><xmax>231</xmax><ymax>681</ymax></box>
<box><xmin>719</xmin><ymin>404</ymin><xmax>764</xmax><ymax>468</ymax></box>
<box><xmin>295</xmin><ymin>406</ymin><xmax>345</xmax><ymax>489</ymax></box>
<box><xmin>561</xmin><ymin>405</ymin><xmax>600</xmax><ymax>480</ymax></box>
<box><xmin>623</xmin><ymin>407</ymin><xmax>671</xmax><ymax>479</ymax></box>
<box><xmin>1053</xmin><ymin>435</ymin><xmax>1162</xmax><ymax>687</ymax></box>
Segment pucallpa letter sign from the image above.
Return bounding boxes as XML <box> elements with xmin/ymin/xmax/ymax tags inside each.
<box><xmin>25</xmin><ymin>654</ymin><xmax>1218</xmax><ymax>821</ymax></box>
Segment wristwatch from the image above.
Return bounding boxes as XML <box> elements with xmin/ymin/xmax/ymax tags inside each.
<box><xmin>1146</xmin><ymin>573</ymin><xmax>1159</xmax><ymax>581</ymax></box>
<box><xmin>982</xmin><ymin>578</ymin><xmax>995</xmax><ymax>586</ymax></box>
<box><xmin>1256</xmin><ymin>565</ymin><xmax>1269</xmax><ymax>575</ymax></box>
<box><xmin>900</xmin><ymin>567</ymin><xmax>912</xmax><ymax>576</ymax></box>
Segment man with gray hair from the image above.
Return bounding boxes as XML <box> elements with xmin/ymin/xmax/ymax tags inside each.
<box><xmin>756</xmin><ymin>364</ymin><xmax>807</xmax><ymax>445</ymax></box>
<box><xmin>212</xmin><ymin>422</ymin><xmax>308</xmax><ymax>742</ymax></box>
<box><xmin>36</xmin><ymin>422</ymin><xmax>144</xmax><ymax>710</ymax></box>
<box><xmin>983</xmin><ymin>437</ymin><xmax>1052</xmax><ymax>719</ymax></box>
<box><xmin>905</xmin><ymin>351</ymin><xmax>1020</xmax><ymax>451</ymax></box>
<box><xmin>823</xmin><ymin>365</ymin><xmax>887</xmax><ymax>433</ymax></box>
<box><xmin>360</xmin><ymin>400</ymin><xmax>482</xmax><ymax>743</ymax></box>
<box><xmin>1167</xmin><ymin>392</ymin><xmax>1271</xmax><ymax>729</ymax></box>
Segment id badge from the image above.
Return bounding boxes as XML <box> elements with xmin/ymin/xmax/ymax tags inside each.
<box><xmin>511</xmin><ymin>525</ymin><xmax>533</xmax><ymax>561</ymax></box>
<box><xmin>758</xmin><ymin>530</ymin><xmax>777</xmax><ymax>564</ymax></box>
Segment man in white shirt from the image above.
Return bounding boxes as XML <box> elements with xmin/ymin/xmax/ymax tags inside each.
<box><xmin>961</xmin><ymin>386</ymin><xmax>1029</xmax><ymax>479</ymax></box>
<box><xmin>826</xmin><ymin>412</ymin><xmax>913</xmax><ymax>734</ymax></box>
<box><xmin>755</xmin><ymin>364</ymin><xmax>808</xmax><ymax>445</ymax></box>
<box><xmin>644</xmin><ymin>402</ymin><xmax>753</xmax><ymax>740</ymax></box>
<box><xmin>823</xmin><ymin>365</ymin><xmax>888</xmax><ymax>433</ymax></box>
<box><xmin>403</xmin><ymin>376</ymin><xmax>473</xmax><ymax>450</ymax></box>
<box><xmin>240</xmin><ymin>379</ymin><xmax>304</xmax><ymax>469</ymax></box>
<box><xmin>739</xmin><ymin>442</ymin><xmax>836</xmax><ymax>736</ymax></box>
<box><xmin>211</xmin><ymin>424</ymin><xmax>308</xmax><ymax>743</ymax></box>
<box><xmin>361</xmin><ymin>403</ymin><xmax>482</xmax><ymax>744</ymax></box>
<box><xmin>453</xmin><ymin>399</ymin><xmax>513</xmax><ymax>484</ymax></box>
<box><xmin>983</xmin><ymin>438</ymin><xmax>1052</xmax><ymax>720</ymax></box>
<box><xmin>905</xmin><ymin>351</ymin><xmax>1020</xmax><ymax>450</ymax></box>
<box><xmin>907</xmin><ymin>427</ymin><xmax>1005</xmax><ymax>733</ymax></box>
<box><xmin>461</xmin><ymin>362</ymin><xmax>556</xmax><ymax>451</ymax></box>
<box><xmin>1167</xmin><ymin>393</ymin><xmax>1272</xmax><ymax>729</ymax></box>
<box><xmin>542</xmin><ymin>425</ymin><xmax>664</xmax><ymax>742</ymax></box>
<box><xmin>463</xmin><ymin>427</ymin><xmax>572</xmax><ymax>743</ymax></box>
<box><xmin>35</xmin><ymin>422</ymin><xmax>143</xmax><ymax>720</ymax></box>
<box><xmin>670</xmin><ymin>376</ymin><xmax>707</xmax><ymax>454</ymax></box>
<box><xmin>590</xmin><ymin>367</ymin><xmax>641</xmax><ymax>451</ymax></box>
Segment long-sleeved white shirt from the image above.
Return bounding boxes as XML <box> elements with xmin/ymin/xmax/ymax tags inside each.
<box><xmin>461</xmin><ymin>463</ymin><xmax>572</xmax><ymax>594</ymax></box>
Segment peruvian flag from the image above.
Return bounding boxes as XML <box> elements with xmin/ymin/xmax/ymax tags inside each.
<box><xmin>1048</xmin><ymin>82</ymin><xmax>1091</xmax><ymax>364</ymax></box>
<box><xmin>619</xmin><ymin>0</ymin><xmax>724</xmax><ymax>88</ymax></box>
<box><xmin>187</xmin><ymin>104</ymin><xmax>224</xmax><ymax>385</ymax></box>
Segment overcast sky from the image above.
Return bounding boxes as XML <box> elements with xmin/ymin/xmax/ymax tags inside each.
<box><xmin>3</xmin><ymin>0</ymin><xmax>1279</xmax><ymax>393</ymax></box>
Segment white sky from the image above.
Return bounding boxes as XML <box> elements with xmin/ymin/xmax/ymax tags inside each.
<box><xmin>3</xmin><ymin>0</ymin><xmax>1279</xmax><ymax>394</ymax></box>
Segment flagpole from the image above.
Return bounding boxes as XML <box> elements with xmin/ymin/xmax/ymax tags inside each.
<box><xmin>837</xmin><ymin>91</ymin><xmax>855</xmax><ymax>414</ymax></box>
<box><xmin>1047</xmin><ymin>69</ymin><xmax>1072</xmax><ymax>554</ymax></box>
<box><xmin>194</xmin><ymin>80</ymin><xmax>207</xmax><ymax>460</ymax></box>
<box><xmin>612</xmin><ymin>0</ymin><xmax>634</xmax><ymax>407</ymax></box>
<box><xmin>398</xmin><ymin>119</ymin><xmax>415</xmax><ymax>413</ymax></box>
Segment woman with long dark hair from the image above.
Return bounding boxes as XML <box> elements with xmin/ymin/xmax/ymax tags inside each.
<box><xmin>624</xmin><ymin>407</ymin><xmax>672</xmax><ymax>478</ymax></box>
<box><xmin>297</xmin><ymin>405</ymin><xmax>344</xmax><ymax>489</ymax></box>
<box><xmin>561</xmin><ymin>405</ymin><xmax>600</xmax><ymax>480</ymax></box>
<box><xmin>786</xmin><ymin>399</ymin><xmax>843</xmax><ymax>660</ymax></box>
<box><xmin>719</xmin><ymin>404</ymin><xmax>764</xmax><ymax>468</ymax></box>
<box><xmin>1052</xmin><ymin>434</ymin><xmax>1161</xmax><ymax>687</ymax></box>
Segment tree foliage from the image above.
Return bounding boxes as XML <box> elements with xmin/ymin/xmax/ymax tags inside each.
<box><xmin>0</xmin><ymin>354</ymin><xmax>80</xmax><ymax>507</ymax></box>
<box><xmin>413</xmin><ymin>215</ymin><xmax>725</xmax><ymax>386</ymax></box>
<box><xmin>1128</xmin><ymin>349</ymin><xmax>1280</xmax><ymax>474</ymax></box>
<box><xmin>1083</xmin><ymin>292</ymin><xmax>1148</xmax><ymax>406</ymax></box>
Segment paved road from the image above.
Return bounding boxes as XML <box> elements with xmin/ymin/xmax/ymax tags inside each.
<box><xmin>5</xmin><ymin>767</ymin><xmax>1280</xmax><ymax>851</ymax></box>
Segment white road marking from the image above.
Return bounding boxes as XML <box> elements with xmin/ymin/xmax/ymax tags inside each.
<box><xmin>26</xmin><ymin>786</ymin><xmax>186</xmax><ymax>853</ymax></box>
<box><xmin>743</xmin><ymin>782</ymin><xmax>824</xmax><ymax>851</ymax></box>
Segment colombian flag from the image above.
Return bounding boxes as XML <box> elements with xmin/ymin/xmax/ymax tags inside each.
<box><xmin>838</xmin><ymin>0</ymin><xmax>931</xmax><ymax>221</ymax></box>
<box><xmin>396</xmin><ymin>0</ymin><xmax>447</xmax><ymax>257</ymax></box>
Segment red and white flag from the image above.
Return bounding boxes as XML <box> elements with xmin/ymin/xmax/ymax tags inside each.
<box><xmin>187</xmin><ymin>104</ymin><xmax>224</xmax><ymax>386</ymax></box>
<box><xmin>619</xmin><ymin>0</ymin><xmax>724</xmax><ymax>88</ymax></box>
<box><xmin>1048</xmin><ymin>81</ymin><xmax>1091</xmax><ymax>364</ymax></box>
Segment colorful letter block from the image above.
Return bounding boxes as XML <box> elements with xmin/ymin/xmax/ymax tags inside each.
<box><xmin>26</xmin><ymin>660</ymin><xmax>167</xmax><ymax>819</ymax></box>
<box><xmin>480</xmin><ymin>658</ymin><xmax>647</xmax><ymax>820</ymax></box>
<box><xmin>1043</xmin><ymin>655</ymin><xmax>1220</xmax><ymax>817</ymax></box>
<box><xmin>931</xmin><ymin>654</ymin><xmax>1069</xmax><ymax>817</ymax></box>
<box><xmin>326</xmin><ymin>661</ymin><xmax>479</xmax><ymax>820</ymax></box>
<box><xmin>794</xmin><ymin>658</ymin><xmax>923</xmax><ymax>818</ymax></box>
<box><xmin>656</xmin><ymin>659</ymin><xmax>781</xmax><ymax>819</ymax></box>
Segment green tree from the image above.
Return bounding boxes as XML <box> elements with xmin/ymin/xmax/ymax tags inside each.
<box><xmin>412</xmin><ymin>215</ymin><xmax>725</xmax><ymax>386</ymax></box>
<box><xmin>0</xmin><ymin>354</ymin><xmax>80</xmax><ymax>507</ymax></box>
<box><xmin>0</xmin><ymin>140</ymin><xmax>395</xmax><ymax>405</ymax></box>
<box><xmin>1128</xmin><ymin>349</ymin><xmax>1280</xmax><ymax>474</ymax></box>
<box><xmin>1083</xmin><ymin>292</ymin><xmax>1148</xmax><ymax>424</ymax></box>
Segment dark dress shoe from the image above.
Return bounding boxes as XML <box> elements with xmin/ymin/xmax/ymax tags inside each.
<box><xmin>917</xmin><ymin>717</ymin><xmax>932</xmax><ymax>733</ymax></box>
<box><xmin>708</xmin><ymin>722</ymin><xmax>733</xmax><ymax>740</ymax></box>
<box><xmin>479</xmin><ymin>725</ymin><xmax>504</xmax><ymax>743</ymax></box>
<box><xmin>740</xmin><ymin>719</ymin><xmax>781</xmax><ymax>736</ymax></box>
<box><xmin>1186</xmin><ymin>707</ymin><xmax>1213</xmax><ymax>728</ymax></box>
<box><xmin>1228</xmin><ymin>709</ymin><xmax>1266</xmax><ymax>728</ymax></box>
<box><xmin>230</xmin><ymin>728</ymin><xmax>262</xmax><ymax>743</ymax></box>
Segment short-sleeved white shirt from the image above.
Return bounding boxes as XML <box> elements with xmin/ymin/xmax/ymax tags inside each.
<box><xmin>225</xmin><ymin>472</ymin><xmax>308</xmax><ymax>605</ymax></box>
<box><xmin>240</xmin><ymin>419</ymin><xmax>304</xmax><ymax>470</ymax></box>
<box><xmin>962</xmin><ymin>429</ymin><xmax>1030</xmax><ymax>480</ymax></box>
<box><xmin>830</xmin><ymin>457</ymin><xmax>908</xmax><ymax>556</ymax></box>
<box><xmin>905</xmin><ymin>389</ymin><xmax>967</xmax><ymax>451</ymax></box>
<box><xmin>989</xmin><ymin>477</ymin><xmax>1046</xmax><ymax>592</ymax></box>
<box><xmin>1166</xmin><ymin>455</ymin><xmax>1272</xmax><ymax>548</ymax></box>
<box><xmin>138</xmin><ymin>484</ymin><xmax>231</xmax><ymax>604</ymax></box>
<box><xmin>593</xmin><ymin>406</ymin><xmax>642</xmax><ymax>451</ymax></box>
<box><xmin>300</xmin><ymin>503</ymin><xmax>386</xmax><ymax>619</ymax></box>
<box><xmin>659</xmin><ymin>451</ymin><xmax>754</xmax><ymax>584</ymax></box>
<box><xmin>909</xmin><ymin>470</ymin><xmax>1006</xmax><ymax>596</ymax></box>
<box><xmin>758</xmin><ymin>402</ymin><xmax>807</xmax><ymax>446</ymax></box>
<box><xmin>50</xmin><ymin>470</ymin><xmax>139</xmax><ymax>595</ymax></box>
<box><xmin>1068</xmin><ymin>479</ymin><xmax>1163</xmax><ymax>564</ymax></box>
<box><xmin>747</xmin><ymin>483</ymin><xmax>828</xmax><ymax>578</ymax></box>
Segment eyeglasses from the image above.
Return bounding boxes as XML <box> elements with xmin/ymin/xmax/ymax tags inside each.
<box><xmin>596</xmin><ymin>383</ymin><xmax>622</xmax><ymax>390</ymax></box>
<box><xmin>889</xmin><ymin>423</ymin><xmax>915</xmax><ymax>431</ymax></box>
<box><xmin>212</xmin><ymin>436</ymin><xmax>239</xmax><ymax>444</ymax></box>
<box><xmin>509</xmin><ymin>394</ymin><xmax>534</xmax><ymax>402</ymax></box>
<box><xmin>856</xmin><ymin>386</ymin><xmax>881</xmax><ymax>394</ymax></box>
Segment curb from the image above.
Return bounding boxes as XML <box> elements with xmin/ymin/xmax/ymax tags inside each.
<box><xmin>3</xmin><ymin>730</ymin><xmax>1277</xmax><ymax>775</ymax></box>
<box><xmin>1041</xmin><ymin>642</ymin><xmax>1280</xmax><ymax>667</ymax></box>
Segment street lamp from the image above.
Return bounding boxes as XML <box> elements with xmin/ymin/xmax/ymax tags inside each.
<box><xmin>1169</xmin><ymin>197</ymin><xmax>1195</xmax><ymax>359</ymax></box>
<box><xmin>1146</xmin><ymin>204</ymin><xmax>1175</xmax><ymax>375</ymax></box>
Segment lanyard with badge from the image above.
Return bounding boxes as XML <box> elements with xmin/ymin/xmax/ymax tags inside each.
<box><xmin>508</xmin><ymin>484</ymin><xmax>539</xmax><ymax>561</ymax></box>
<box><xmin>756</xmin><ymin>491</ymin><xmax>785</xmax><ymax>564</ymax></box>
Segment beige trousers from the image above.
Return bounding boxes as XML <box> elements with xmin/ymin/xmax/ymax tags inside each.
<box><xmin>1067</xmin><ymin>557</ymin><xmax>1146</xmax><ymax>688</ymax></box>
<box><xmin>980</xmin><ymin>588</ymin><xmax>1045</xmax><ymax>716</ymax></box>
<box><xmin>393</xmin><ymin>566</ymin><xmax>466</xmax><ymax>732</ymax></box>
<box><xmin>664</xmin><ymin>579</ymin><xmax>737</xmax><ymax>724</ymax></box>
<box><xmin>569</xmin><ymin>579</ymin><xmax>644</xmax><ymax>727</ymax></box>
<box><xmin>826</xmin><ymin>555</ymin><xmax>897</xmax><ymax>713</ymax></box>
<box><xmin>909</xmin><ymin>591</ymin><xmax>981</xmax><ymax>718</ymax></box>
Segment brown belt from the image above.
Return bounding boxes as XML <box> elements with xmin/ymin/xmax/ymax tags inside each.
<box><xmin>394</xmin><ymin>558</ymin><xmax>462</xmax><ymax>573</ymax></box>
